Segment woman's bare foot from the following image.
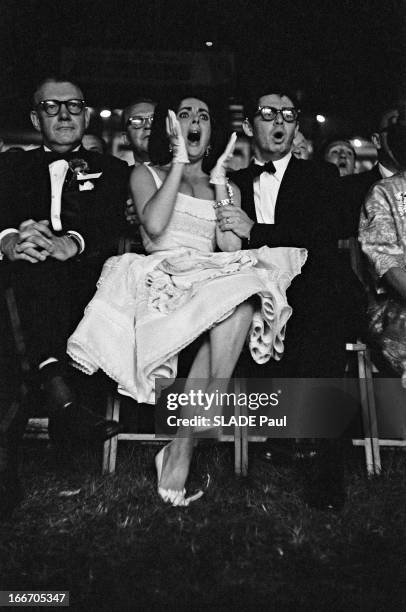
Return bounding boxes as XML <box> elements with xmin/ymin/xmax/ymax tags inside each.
<box><xmin>157</xmin><ymin>438</ymin><xmax>194</xmax><ymax>493</ymax></box>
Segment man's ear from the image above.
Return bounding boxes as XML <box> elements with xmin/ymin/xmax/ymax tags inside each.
<box><xmin>30</xmin><ymin>110</ymin><xmax>41</xmax><ymax>132</ymax></box>
<box><xmin>122</xmin><ymin>132</ymin><xmax>130</xmax><ymax>146</ymax></box>
<box><xmin>371</xmin><ymin>132</ymin><xmax>382</xmax><ymax>150</ymax></box>
<box><xmin>242</xmin><ymin>118</ymin><xmax>253</xmax><ymax>138</ymax></box>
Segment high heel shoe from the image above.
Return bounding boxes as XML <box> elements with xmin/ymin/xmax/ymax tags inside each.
<box><xmin>155</xmin><ymin>444</ymin><xmax>204</xmax><ymax>507</ymax></box>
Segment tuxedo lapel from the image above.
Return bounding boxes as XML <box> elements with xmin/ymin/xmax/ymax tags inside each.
<box><xmin>273</xmin><ymin>156</ymin><xmax>302</xmax><ymax>224</ymax></box>
<box><xmin>232</xmin><ymin>168</ymin><xmax>256</xmax><ymax>219</ymax></box>
<box><xmin>21</xmin><ymin>148</ymin><xmax>52</xmax><ymax>220</ymax></box>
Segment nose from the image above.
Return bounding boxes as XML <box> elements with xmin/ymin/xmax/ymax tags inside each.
<box><xmin>58</xmin><ymin>102</ymin><xmax>71</xmax><ymax>120</ymax></box>
<box><xmin>274</xmin><ymin>110</ymin><xmax>284</xmax><ymax>124</ymax></box>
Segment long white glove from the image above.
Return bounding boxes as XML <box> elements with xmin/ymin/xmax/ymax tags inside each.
<box><xmin>166</xmin><ymin>109</ymin><xmax>189</xmax><ymax>164</ymax></box>
<box><xmin>209</xmin><ymin>131</ymin><xmax>237</xmax><ymax>185</ymax></box>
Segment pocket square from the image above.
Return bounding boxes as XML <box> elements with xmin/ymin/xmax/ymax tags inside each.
<box><xmin>79</xmin><ymin>180</ymin><xmax>95</xmax><ymax>191</ymax></box>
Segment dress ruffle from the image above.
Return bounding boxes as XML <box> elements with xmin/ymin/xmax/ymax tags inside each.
<box><xmin>67</xmin><ymin>246</ymin><xmax>306</xmax><ymax>403</ymax></box>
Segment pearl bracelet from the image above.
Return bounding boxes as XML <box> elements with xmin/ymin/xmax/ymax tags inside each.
<box><xmin>213</xmin><ymin>198</ymin><xmax>233</xmax><ymax>209</ymax></box>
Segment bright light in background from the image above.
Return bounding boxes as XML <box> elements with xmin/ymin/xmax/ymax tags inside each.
<box><xmin>353</xmin><ymin>138</ymin><xmax>362</xmax><ymax>147</ymax></box>
<box><xmin>316</xmin><ymin>114</ymin><xmax>326</xmax><ymax>124</ymax></box>
<box><xmin>100</xmin><ymin>109</ymin><xmax>111</xmax><ymax>118</ymax></box>
<box><xmin>205</xmin><ymin>41</ymin><xmax>213</xmax><ymax>47</ymax></box>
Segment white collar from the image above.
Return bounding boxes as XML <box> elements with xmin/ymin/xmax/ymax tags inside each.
<box><xmin>43</xmin><ymin>145</ymin><xmax>81</xmax><ymax>153</ymax></box>
<box><xmin>378</xmin><ymin>162</ymin><xmax>395</xmax><ymax>179</ymax></box>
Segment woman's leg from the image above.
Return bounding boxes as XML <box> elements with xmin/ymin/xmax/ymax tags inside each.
<box><xmin>158</xmin><ymin>300</ymin><xmax>254</xmax><ymax>492</ymax></box>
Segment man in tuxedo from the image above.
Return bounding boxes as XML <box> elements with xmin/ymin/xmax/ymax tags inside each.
<box><xmin>218</xmin><ymin>90</ymin><xmax>352</xmax><ymax>509</ymax></box>
<box><xmin>220</xmin><ymin>90</ymin><xmax>346</xmax><ymax>378</ymax></box>
<box><xmin>0</xmin><ymin>76</ymin><xmax>129</xmax><ymax>487</ymax></box>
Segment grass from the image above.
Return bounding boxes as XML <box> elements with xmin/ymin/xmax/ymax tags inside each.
<box><xmin>1</xmin><ymin>440</ymin><xmax>406</xmax><ymax>611</ymax></box>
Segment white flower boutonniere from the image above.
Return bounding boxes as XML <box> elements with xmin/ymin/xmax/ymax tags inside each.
<box><xmin>67</xmin><ymin>158</ymin><xmax>102</xmax><ymax>191</ymax></box>
<box><xmin>395</xmin><ymin>191</ymin><xmax>406</xmax><ymax>217</ymax></box>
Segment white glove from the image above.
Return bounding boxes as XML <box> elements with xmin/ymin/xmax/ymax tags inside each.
<box><xmin>166</xmin><ymin>109</ymin><xmax>189</xmax><ymax>164</ymax></box>
<box><xmin>210</xmin><ymin>132</ymin><xmax>237</xmax><ymax>185</ymax></box>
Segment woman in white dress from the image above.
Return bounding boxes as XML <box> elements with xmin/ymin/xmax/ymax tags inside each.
<box><xmin>67</xmin><ymin>94</ymin><xmax>306</xmax><ymax>505</ymax></box>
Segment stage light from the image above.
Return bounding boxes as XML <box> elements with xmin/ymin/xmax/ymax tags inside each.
<box><xmin>205</xmin><ymin>41</ymin><xmax>213</xmax><ymax>47</ymax></box>
<box><xmin>353</xmin><ymin>138</ymin><xmax>362</xmax><ymax>147</ymax></box>
<box><xmin>100</xmin><ymin>109</ymin><xmax>111</xmax><ymax>118</ymax></box>
<box><xmin>316</xmin><ymin>114</ymin><xmax>326</xmax><ymax>123</ymax></box>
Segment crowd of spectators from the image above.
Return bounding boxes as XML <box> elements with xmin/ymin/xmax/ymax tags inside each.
<box><xmin>1</xmin><ymin>75</ymin><xmax>406</xmax><ymax>517</ymax></box>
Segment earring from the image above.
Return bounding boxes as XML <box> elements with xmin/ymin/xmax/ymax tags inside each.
<box><xmin>205</xmin><ymin>145</ymin><xmax>212</xmax><ymax>157</ymax></box>
<box><xmin>168</xmin><ymin>143</ymin><xmax>173</xmax><ymax>153</ymax></box>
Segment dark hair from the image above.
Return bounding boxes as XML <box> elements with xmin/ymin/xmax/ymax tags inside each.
<box><xmin>32</xmin><ymin>74</ymin><xmax>84</xmax><ymax>107</ymax></box>
<box><xmin>122</xmin><ymin>98</ymin><xmax>157</xmax><ymax>130</ymax></box>
<box><xmin>243</xmin><ymin>86</ymin><xmax>300</xmax><ymax>124</ymax></box>
<box><xmin>148</xmin><ymin>91</ymin><xmax>227</xmax><ymax>173</ymax></box>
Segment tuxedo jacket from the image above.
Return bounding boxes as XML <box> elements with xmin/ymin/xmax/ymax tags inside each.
<box><xmin>0</xmin><ymin>146</ymin><xmax>129</xmax><ymax>262</ymax></box>
<box><xmin>231</xmin><ymin>157</ymin><xmax>342</xmax><ymax>314</ymax></box>
<box><xmin>338</xmin><ymin>164</ymin><xmax>382</xmax><ymax>238</ymax></box>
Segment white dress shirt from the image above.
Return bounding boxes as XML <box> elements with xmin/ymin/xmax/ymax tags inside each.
<box><xmin>253</xmin><ymin>152</ymin><xmax>292</xmax><ymax>224</ymax></box>
<box><xmin>378</xmin><ymin>162</ymin><xmax>395</xmax><ymax>179</ymax></box>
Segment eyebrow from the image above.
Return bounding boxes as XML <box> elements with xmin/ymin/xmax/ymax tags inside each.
<box><xmin>178</xmin><ymin>106</ymin><xmax>210</xmax><ymax>114</ymax></box>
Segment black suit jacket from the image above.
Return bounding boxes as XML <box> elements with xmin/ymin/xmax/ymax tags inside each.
<box><xmin>338</xmin><ymin>164</ymin><xmax>382</xmax><ymax>238</ymax></box>
<box><xmin>0</xmin><ymin>146</ymin><xmax>129</xmax><ymax>262</ymax></box>
<box><xmin>231</xmin><ymin>157</ymin><xmax>364</xmax><ymax>376</ymax></box>
<box><xmin>231</xmin><ymin>157</ymin><xmax>341</xmax><ymax>312</ymax></box>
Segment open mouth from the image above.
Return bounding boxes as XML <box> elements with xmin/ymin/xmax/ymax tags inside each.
<box><xmin>273</xmin><ymin>129</ymin><xmax>285</xmax><ymax>142</ymax></box>
<box><xmin>338</xmin><ymin>161</ymin><xmax>347</xmax><ymax>168</ymax></box>
<box><xmin>188</xmin><ymin>130</ymin><xmax>201</xmax><ymax>144</ymax></box>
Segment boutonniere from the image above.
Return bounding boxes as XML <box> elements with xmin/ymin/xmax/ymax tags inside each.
<box><xmin>67</xmin><ymin>158</ymin><xmax>102</xmax><ymax>191</ymax></box>
<box><xmin>395</xmin><ymin>191</ymin><xmax>406</xmax><ymax>217</ymax></box>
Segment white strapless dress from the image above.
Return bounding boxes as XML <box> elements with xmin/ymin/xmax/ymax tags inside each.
<box><xmin>67</xmin><ymin>167</ymin><xmax>306</xmax><ymax>403</ymax></box>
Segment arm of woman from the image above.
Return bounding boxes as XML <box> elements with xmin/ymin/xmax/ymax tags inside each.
<box><xmin>383</xmin><ymin>267</ymin><xmax>406</xmax><ymax>301</ymax></box>
<box><xmin>359</xmin><ymin>181</ymin><xmax>406</xmax><ymax>299</ymax></box>
<box><xmin>131</xmin><ymin>110</ymin><xmax>188</xmax><ymax>238</ymax></box>
<box><xmin>215</xmin><ymin>181</ymin><xmax>242</xmax><ymax>252</ymax></box>
<box><xmin>130</xmin><ymin>162</ymin><xmax>184</xmax><ymax>238</ymax></box>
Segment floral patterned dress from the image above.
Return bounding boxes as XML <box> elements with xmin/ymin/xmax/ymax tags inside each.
<box><xmin>359</xmin><ymin>171</ymin><xmax>406</xmax><ymax>385</ymax></box>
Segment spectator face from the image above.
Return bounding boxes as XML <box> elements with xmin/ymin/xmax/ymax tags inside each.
<box><xmin>292</xmin><ymin>131</ymin><xmax>312</xmax><ymax>160</ymax></box>
<box><xmin>243</xmin><ymin>94</ymin><xmax>299</xmax><ymax>161</ymax></box>
<box><xmin>176</xmin><ymin>97</ymin><xmax>211</xmax><ymax>162</ymax></box>
<box><xmin>82</xmin><ymin>134</ymin><xmax>105</xmax><ymax>154</ymax></box>
<box><xmin>124</xmin><ymin>102</ymin><xmax>156</xmax><ymax>156</ymax></box>
<box><xmin>30</xmin><ymin>81</ymin><xmax>89</xmax><ymax>151</ymax></box>
<box><xmin>325</xmin><ymin>141</ymin><xmax>355</xmax><ymax>176</ymax></box>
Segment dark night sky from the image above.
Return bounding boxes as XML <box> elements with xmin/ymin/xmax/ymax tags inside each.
<box><xmin>1</xmin><ymin>0</ymin><xmax>405</xmax><ymax>135</ymax></box>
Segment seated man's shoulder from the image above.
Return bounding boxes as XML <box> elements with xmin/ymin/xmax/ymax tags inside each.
<box><xmin>90</xmin><ymin>151</ymin><xmax>128</xmax><ymax>173</ymax></box>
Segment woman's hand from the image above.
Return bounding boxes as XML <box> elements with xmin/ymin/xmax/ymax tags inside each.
<box><xmin>166</xmin><ymin>110</ymin><xmax>189</xmax><ymax>164</ymax></box>
<box><xmin>210</xmin><ymin>132</ymin><xmax>237</xmax><ymax>185</ymax></box>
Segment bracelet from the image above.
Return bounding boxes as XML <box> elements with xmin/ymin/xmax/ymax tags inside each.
<box><xmin>213</xmin><ymin>198</ymin><xmax>233</xmax><ymax>209</ymax></box>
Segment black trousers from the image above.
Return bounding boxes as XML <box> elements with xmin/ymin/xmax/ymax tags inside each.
<box><xmin>4</xmin><ymin>257</ymin><xmax>102</xmax><ymax>369</ymax></box>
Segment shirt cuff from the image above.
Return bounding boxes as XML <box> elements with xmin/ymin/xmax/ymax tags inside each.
<box><xmin>66</xmin><ymin>231</ymin><xmax>85</xmax><ymax>255</ymax></box>
<box><xmin>0</xmin><ymin>228</ymin><xmax>18</xmax><ymax>260</ymax></box>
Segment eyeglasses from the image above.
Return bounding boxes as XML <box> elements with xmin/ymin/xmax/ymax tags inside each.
<box><xmin>126</xmin><ymin>115</ymin><xmax>154</xmax><ymax>129</ymax></box>
<box><xmin>255</xmin><ymin>106</ymin><xmax>299</xmax><ymax>123</ymax></box>
<box><xmin>36</xmin><ymin>99</ymin><xmax>86</xmax><ymax>116</ymax></box>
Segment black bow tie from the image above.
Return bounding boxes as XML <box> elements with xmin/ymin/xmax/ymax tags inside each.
<box><xmin>44</xmin><ymin>151</ymin><xmax>84</xmax><ymax>164</ymax></box>
<box><xmin>249</xmin><ymin>160</ymin><xmax>276</xmax><ymax>178</ymax></box>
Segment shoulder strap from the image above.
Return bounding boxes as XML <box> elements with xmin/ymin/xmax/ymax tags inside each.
<box><xmin>145</xmin><ymin>164</ymin><xmax>163</xmax><ymax>188</ymax></box>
